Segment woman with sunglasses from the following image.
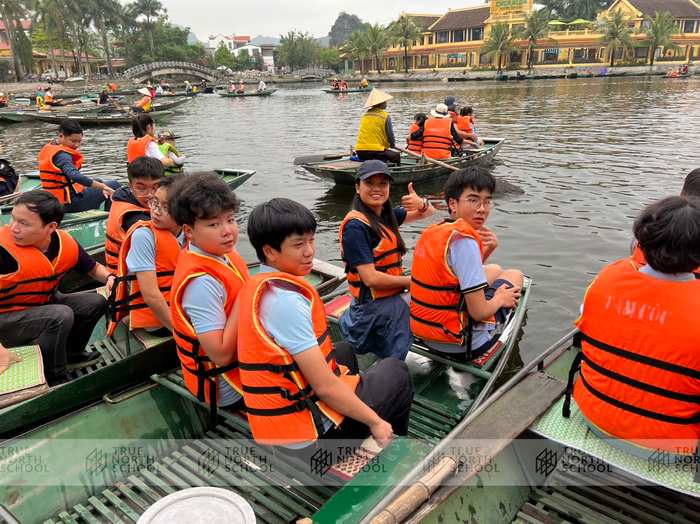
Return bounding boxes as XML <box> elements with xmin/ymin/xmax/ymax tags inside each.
<box><xmin>338</xmin><ymin>160</ymin><xmax>434</xmax><ymax>360</ymax></box>
<box><xmin>108</xmin><ymin>174</ymin><xmax>186</xmax><ymax>337</ymax></box>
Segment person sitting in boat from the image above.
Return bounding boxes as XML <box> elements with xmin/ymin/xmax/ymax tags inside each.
<box><xmin>457</xmin><ymin>107</ymin><xmax>484</xmax><ymax>149</ymax></box>
<box><xmin>228</xmin><ymin>81</ymin><xmax>235</xmax><ymax>92</ymax></box>
<box><xmin>355</xmin><ymin>88</ymin><xmax>402</xmax><ymax>165</ymax></box>
<box><xmin>570</xmin><ymin>195</ymin><xmax>700</xmax><ymax>455</ymax></box>
<box><xmin>157</xmin><ymin>130</ymin><xmax>186</xmax><ymax>174</ymax></box>
<box><xmin>39</xmin><ymin>120</ymin><xmax>120</xmax><ymax>213</ymax></box>
<box><xmin>258</xmin><ymin>78</ymin><xmax>267</xmax><ymax>92</ymax></box>
<box><xmin>238</xmin><ymin>197</ymin><xmax>414</xmax><ymax>462</ymax></box>
<box><xmin>339</xmin><ymin>160</ymin><xmax>434</xmax><ymax>360</ymax></box>
<box><xmin>331</xmin><ymin>79</ymin><xmax>340</xmax><ymax>90</ymax></box>
<box><xmin>184</xmin><ymin>81</ymin><xmax>192</xmax><ymax>93</ymax></box>
<box><xmin>108</xmin><ymin>174</ymin><xmax>186</xmax><ymax>338</ymax></box>
<box><xmin>169</xmin><ymin>173</ymin><xmax>250</xmax><ymax>417</ymax></box>
<box><xmin>44</xmin><ymin>87</ymin><xmax>63</xmax><ymax>106</ymax></box>
<box><xmin>444</xmin><ymin>96</ymin><xmax>479</xmax><ymax>146</ymax></box>
<box><xmin>127</xmin><ymin>113</ymin><xmax>177</xmax><ymax>169</ymax></box>
<box><xmin>237</xmin><ymin>80</ymin><xmax>245</xmax><ymax>94</ymax></box>
<box><xmin>105</xmin><ymin>157</ymin><xmax>163</xmax><ymax>272</ymax></box>
<box><xmin>341</xmin><ymin>80</ymin><xmax>349</xmax><ymax>91</ymax></box>
<box><xmin>0</xmin><ymin>92</ymin><xmax>8</xmax><ymax>109</ymax></box>
<box><xmin>406</xmin><ymin>112</ymin><xmax>426</xmax><ymax>154</ymax></box>
<box><xmin>411</xmin><ymin>167</ymin><xmax>523</xmax><ymax>360</ymax></box>
<box><xmin>630</xmin><ymin>168</ymin><xmax>700</xmax><ymax>277</ymax></box>
<box><xmin>682</xmin><ymin>64</ymin><xmax>689</xmax><ymax>74</ymax></box>
<box><xmin>96</xmin><ymin>86</ymin><xmax>110</xmax><ymax>106</ymax></box>
<box><xmin>36</xmin><ymin>86</ymin><xmax>48</xmax><ymax>107</ymax></box>
<box><xmin>409</xmin><ymin>104</ymin><xmax>463</xmax><ymax>160</ymax></box>
<box><xmin>108</xmin><ymin>83</ymin><xmax>118</xmax><ymax>91</ymax></box>
<box><xmin>0</xmin><ymin>191</ymin><xmax>114</xmax><ymax>386</ymax></box>
<box><xmin>360</xmin><ymin>75</ymin><xmax>369</xmax><ymax>88</ymax></box>
<box><xmin>0</xmin><ymin>150</ymin><xmax>20</xmax><ymax>198</ymax></box>
<box><xmin>155</xmin><ymin>85</ymin><xmax>163</xmax><ymax>95</ymax></box>
<box><xmin>131</xmin><ymin>88</ymin><xmax>153</xmax><ymax>113</ymax></box>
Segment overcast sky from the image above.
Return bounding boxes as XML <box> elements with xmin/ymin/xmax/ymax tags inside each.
<box><xmin>160</xmin><ymin>0</ymin><xmax>487</xmax><ymax>41</ymax></box>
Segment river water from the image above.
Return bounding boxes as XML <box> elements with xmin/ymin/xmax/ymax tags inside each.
<box><xmin>2</xmin><ymin>76</ymin><xmax>698</xmax><ymax>367</ymax></box>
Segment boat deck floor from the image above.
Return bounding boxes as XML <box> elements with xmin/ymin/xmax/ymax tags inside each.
<box><xmin>515</xmin><ymin>450</ymin><xmax>700</xmax><ymax>524</ymax></box>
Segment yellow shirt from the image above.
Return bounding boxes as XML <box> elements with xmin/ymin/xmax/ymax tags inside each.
<box><xmin>356</xmin><ymin>108</ymin><xmax>389</xmax><ymax>151</ymax></box>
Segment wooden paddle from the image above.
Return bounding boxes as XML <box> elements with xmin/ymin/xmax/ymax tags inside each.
<box><xmin>293</xmin><ymin>152</ymin><xmax>353</xmax><ymax>165</ymax></box>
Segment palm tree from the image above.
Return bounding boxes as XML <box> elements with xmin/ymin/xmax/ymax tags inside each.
<box><xmin>134</xmin><ymin>0</ymin><xmax>164</xmax><ymax>60</ymax></box>
<box><xmin>342</xmin><ymin>30</ymin><xmax>368</xmax><ymax>72</ymax></box>
<box><xmin>596</xmin><ymin>9</ymin><xmax>637</xmax><ymax>67</ymax></box>
<box><xmin>641</xmin><ymin>11</ymin><xmax>682</xmax><ymax>67</ymax></box>
<box><xmin>0</xmin><ymin>0</ymin><xmax>25</xmax><ymax>80</ymax></box>
<box><xmin>60</xmin><ymin>0</ymin><xmax>88</xmax><ymax>74</ymax></box>
<box><xmin>114</xmin><ymin>2</ymin><xmax>139</xmax><ymax>67</ymax></box>
<box><xmin>363</xmin><ymin>23</ymin><xmax>388</xmax><ymax>73</ymax></box>
<box><xmin>390</xmin><ymin>14</ymin><xmax>423</xmax><ymax>73</ymax></box>
<box><xmin>479</xmin><ymin>22</ymin><xmax>521</xmax><ymax>71</ymax></box>
<box><xmin>30</xmin><ymin>0</ymin><xmax>60</xmax><ymax>76</ymax></box>
<box><xmin>514</xmin><ymin>9</ymin><xmax>558</xmax><ymax>72</ymax></box>
<box><xmin>88</xmin><ymin>0</ymin><xmax>120</xmax><ymax>77</ymax></box>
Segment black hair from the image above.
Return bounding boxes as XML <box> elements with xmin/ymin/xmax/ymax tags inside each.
<box><xmin>444</xmin><ymin>166</ymin><xmax>496</xmax><ymax>206</ymax></box>
<box><xmin>633</xmin><ymin>196</ymin><xmax>700</xmax><ymax>274</ymax></box>
<box><xmin>15</xmin><ymin>190</ymin><xmax>65</xmax><ymax>226</ymax></box>
<box><xmin>58</xmin><ymin>120</ymin><xmax>83</xmax><ymax>137</ymax></box>
<box><xmin>247</xmin><ymin>198</ymin><xmax>316</xmax><ymax>263</ymax></box>
<box><xmin>413</xmin><ymin>112</ymin><xmax>427</xmax><ymax>126</ymax></box>
<box><xmin>168</xmin><ymin>172</ymin><xmax>240</xmax><ymax>227</ymax></box>
<box><xmin>351</xmin><ymin>184</ymin><xmax>407</xmax><ymax>257</ymax></box>
<box><xmin>127</xmin><ymin>156</ymin><xmax>164</xmax><ymax>183</ymax></box>
<box><xmin>131</xmin><ymin>113</ymin><xmax>155</xmax><ymax>138</ymax></box>
<box><xmin>682</xmin><ymin>168</ymin><xmax>700</xmax><ymax>198</ymax></box>
<box><xmin>460</xmin><ymin>106</ymin><xmax>473</xmax><ymax>117</ymax></box>
<box><xmin>156</xmin><ymin>173</ymin><xmax>184</xmax><ymax>190</ymax></box>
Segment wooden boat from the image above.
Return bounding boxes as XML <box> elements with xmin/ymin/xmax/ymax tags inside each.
<box><xmin>495</xmin><ymin>75</ymin><xmax>509</xmax><ymax>81</ymax></box>
<box><xmin>0</xmin><ymin>274</ymin><xmax>531</xmax><ymax>523</ymax></box>
<box><xmin>219</xmin><ymin>88</ymin><xmax>278</xmax><ymax>98</ymax></box>
<box><xmin>365</xmin><ymin>328</ymin><xmax>700</xmax><ymax>523</ymax></box>
<box><xmin>300</xmin><ymin>138</ymin><xmax>505</xmax><ymax>185</ymax></box>
<box><xmin>566</xmin><ymin>72</ymin><xmax>579</xmax><ymax>79</ymax></box>
<box><xmin>663</xmin><ymin>73</ymin><xmax>692</xmax><ymax>78</ymax></box>
<box><xmin>153</xmin><ymin>92</ymin><xmax>189</xmax><ymax>98</ymax></box>
<box><xmin>151</xmin><ymin>98</ymin><xmax>191</xmax><ymax>111</ymax></box>
<box><xmin>323</xmin><ymin>86</ymin><xmax>372</xmax><ymax>93</ymax></box>
<box><xmin>22</xmin><ymin>110</ymin><xmax>174</xmax><ymax>125</ymax></box>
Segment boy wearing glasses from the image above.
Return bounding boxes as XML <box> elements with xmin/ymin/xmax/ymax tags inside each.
<box><xmin>108</xmin><ymin>175</ymin><xmax>185</xmax><ymax>337</ymax></box>
<box><xmin>410</xmin><ymin>167</ymin><xmax>523</xmax><ymax>359</ymax></box>
<box><xmin>105</xmin><ymin>157</ymin><xmax>164</xmax><ymax>272</ymax></box>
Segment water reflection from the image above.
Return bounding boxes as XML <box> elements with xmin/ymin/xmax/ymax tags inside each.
<box><xmin>1</xmin><ymin>76</ymin><xmax>698</xmax><ymax>362</ymax></box>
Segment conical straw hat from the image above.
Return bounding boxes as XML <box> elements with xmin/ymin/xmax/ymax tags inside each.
<box><xmin>363</xmin><ymin>88</ymin><xmax>393</xmax><ymax>109</ymax></box>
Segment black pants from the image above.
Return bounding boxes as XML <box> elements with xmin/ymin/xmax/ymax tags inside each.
<box><xmin>0</xmin><ymin>291</ymin><xmax>107</xmax><ymax>384</ymax></box>
<box><xmin>64</xmin><ymin>179</ymin><xmax>121</xmax><ymax>213</ymax></box>
<box><xmin>280</xmin><ymin>341</ymin><xmax>415</xmax><ymax>466</ymax></box>
<box><xmin>356</xmin><ymin>149</ymin><xmax>402</xmax><ymax>166</ymax></box>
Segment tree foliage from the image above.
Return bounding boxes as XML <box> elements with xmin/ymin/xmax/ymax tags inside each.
<box><xmin>390</xmin><ymin>15</ymin><xmax>423</xmax><ymax>73</ymax></box>
<box><xmin>328</xmin><ymin>12</ymin><xmax>367</xmax><ymax>47</ymax></box>
<box><xmin>342</xmin><ymin>30</ymin><xmax>368</xmax><ymax>71</ymax></box>
<box><xmin>513</xmin><ymin>9</ymin><xmax>558</xmax><ymax>71</ymax></box>
<box><xmin>596</xmin><ymin>9</ymin><xmax>637</xmax><ymax>67</ymax></box>
<box><xmin>479</xmin><ymin>22</ymin><xmax>521</xmax><ymax>70</ymax></box>
<box><xmin>364</xmin><ymin>23</ymin><xmax>388</xmax><ymax>73</ymax></box>
<box><xmin>641</xmin><ymin>11</ymin><xmax>682</xmax><ymax>66</ymax></box>
<box><xmin>539</xmin><ymin>0</ymin><xmax>614</xmax><ymax>21</ymax></box>
<box><xmin>277</xmin><ymin>30</ymin><xmax>320</xmax><ymax>70</ymax></box>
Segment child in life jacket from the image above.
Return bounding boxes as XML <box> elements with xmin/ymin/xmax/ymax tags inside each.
<box><xmin>457</xmin><ymin>107</ymin><xmax>484</xmax><ymax>149</ymax></box>
<box><xmin>238</xmin><ymin>197</ymin><xmax>415</xmax><ymax>464</ymax></box>
<box><xmin>405</xmin><ymin>112</ymin><xmax>426</xmax><ymax>154</ymax></box>
<box><xmin>168</xmin><ymin>173</ymin><xmax>250</xmax><ymax>416</ymax></box>
<box><xmin>157</xmin><ymin>130</ymin><xmax>186</xmax><ymax>174</ymax></box>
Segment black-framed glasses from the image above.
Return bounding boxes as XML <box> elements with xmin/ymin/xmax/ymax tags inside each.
<box><xmin>147</xmin><ymin>197</ymin><xmax>168</xmax><ymax>215</ymax></box>
<box><xmin>132</xmin><ymin>187</ymin><xmax>158</xmax><ymax>197</ymax></box>
<box><xmin>461</xmin><ymin>197</ymin><xmax>496</xmax><ymax>210</ymax></box>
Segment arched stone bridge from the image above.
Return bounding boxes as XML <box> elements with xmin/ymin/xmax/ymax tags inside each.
<box><xmin>123</xmin><ymin>61</ymin><xmax>218</xmax><ymax>83</ymax></box>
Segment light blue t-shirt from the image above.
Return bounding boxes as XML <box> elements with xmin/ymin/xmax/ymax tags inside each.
<box><xmin>423</xmin><ymin>234</ymin><xmax>494</xmax><ymax>354</ymax></box>
<box><xmin>258</xmin><ymin>264</ymin><xmax>333</xmax><ymax>447</ymax></box>
<box><xmin>181</xmin><ymin>244</ymin><xmax>242</xmax><ymax>407</ymax></box>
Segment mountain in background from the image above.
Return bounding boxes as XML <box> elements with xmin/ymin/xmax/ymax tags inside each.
<box><xmin>171</xmin><ymin>23</ymin><xmax>203</xmax><ymax>45</ymax></box>
<box><xmin>250</xmin><ymin>35</ymin><xmax>280</xmax><ymax>45</ymax></box>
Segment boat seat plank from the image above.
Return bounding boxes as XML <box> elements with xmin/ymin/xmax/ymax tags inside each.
<box><xmin>72</xmin><ymin>504</ymin><xmax>101</xmax><ymax>524</ymax></box>
<box><xmin>127</xmin><ymin>474</ymin><xmax>169</xmax><ymax>502</ymax></box>
<box><xmin>101</xmin><ymin>489</ymin><xmax>140</xmax><ymax>523</ymax></box>
<box><xmin>519</xmin><ymin>502</ymin><xmax>574</xmax><ymax>524</ymax></box>
<box><xmin>86</xmin><ymin>495</ymin><xmax>126</xmax><ymax>524</ymax></box>
<box><xmin>56</xmin><ymin>512</ymin><xmax>80</xmax><ymax>524</ymax></box>
<box><xmin>139</xmin><ymin>469</ymin><xmax>178</xmax><ymax>495</ymax></box>
<box><xmin>530</xmin><ymin>489</ymin><xmax>615</xmax><ymax>524</ymax></box>
<box><xmin>149</xmin><ymin>459</ymin><xmax>194</xmax><ymax>491</ymax></box>
<box><xmin>116</xmin><ymin>484</ymin><xmax>149</xmax><ymax>512</ymax></box>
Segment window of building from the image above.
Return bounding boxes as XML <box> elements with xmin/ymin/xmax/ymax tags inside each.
<box><xmin>479</xmin><ymin>53</ymin><xmax>493</xmax><ymax>64</ymax></box>
<box><xmin>469</xmin><ymin>27</ymin><xmax>484</xmax><ymax>41</ymax></box>
<box><xmin>573</xmin><ymin>48</ymin><xmax>585</xmax><ymax>59</ymax></box>
<box><xmin>436</xmin><ymin>31</ymin><xmax>449</xmax><ymax>44</ymax></box>
<box><xmin>428</xmin><ymin>35</ymin><xmax>433</xmax><ymax>45</ymax></box>
<box><xmin>451</xmin><ymin>30</ymin><xmax>466</xmax><ymax>42</ymax></box>
<box><xmin>511</xmin><ymin>24</ymin><xmax>524</xmax><ymax>33</ymax></box>
<box><xmin>636</xmin><ymin>46</ymin><xmax>649</xmax><ymax>59</ymax></box>
<box><xmin>683</xmin><ymin>20</ymin><xmax>698</xmax><ymax>33</ymax></box>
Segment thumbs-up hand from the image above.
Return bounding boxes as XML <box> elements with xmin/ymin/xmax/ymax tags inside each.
<box><xmin>402</xmin><ymin>182</ymin><xmax>425</xmax><ymax>211</ymax></box>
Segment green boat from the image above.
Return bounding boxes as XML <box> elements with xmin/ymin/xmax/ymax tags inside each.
<box><xmin>663</xmin><ymin>73</ymin><xmax>692</xmax><ymax>78</ymax></box>
<box><xmin>323</xmin><ymin>86</ymin><xmax>372</xmax><ymax>93</ymax></box>
<box><xmin>300</xmin><ymin>138</ymin><xmax>505</xmax><ymax>185</ymax></box>
<box><xmin>219</xmin><ymin>89</ymin><xmax>278</xmax><ymax>98</ymax></box>
<box><xmin>0</xmin><ymin>275</ymin><xmax>531</xmax><ymax>524</ymax></box>
<box><xmin>22</xmin><ymin>110</ymin><xmax>174</xmax><ymax>126</ymax></box>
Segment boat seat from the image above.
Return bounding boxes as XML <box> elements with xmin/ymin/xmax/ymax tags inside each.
<box><xmin>0</xmin><ymin>344</ymin><xmax>48</xmax><ymax>409</ymax></box>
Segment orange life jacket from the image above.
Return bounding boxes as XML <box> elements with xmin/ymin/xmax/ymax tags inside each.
<box><xmin>339</xmin><ymin>210</ymin><xmax>404</xmax><ymax>302</ymax></box>
<box><xmin>45</xmin><ymin>91</ymin><xmax>54</xmax><ymax>103</ymax></box>
<box><xmin>127</xmin><ymin>135</ymin><xmax>156</xmax><ymax>164</ymax></box>
<box><xmin>107</xmin><ymin>221</ymin><xmax>181</xmax><ymax>335</ymax></box>
<box><xmin>38</xmin><ymin>143</ymin><xmax>85</xmax><ymax>204</ymax></box>
<box><xmin>410</xmin><ymin>219</ymin><xmax>492</xmax><ymax>349</ymax></box>
<box><xmin>105</xmin><ymin>200</ymin><xmax>150</xmax><ymax>272</ymax></box>
<box><xmin>171</xmin><ymin>246</ymin><xmax>250</xmax><ymax>417</ymax></box>
<box><xmin>572</xmin><ymin>259</ymin><xmax>700</xmax><ymax>452</ymax></box>
<box><xmin>456</xmin><ymin>115</ymin><xmax>474</xmax><ymax>133</ymax></box>
<box><xmin>238</xmin><ymin>272</ymin><xmax>361</xmax><ymax>445</ymax></box>
<box><xmin>423</xmin><ymin>117</ymin><xmax>455</xmax><ymax>159</ymax></box>
<box><xmin>407</xmin><ymin>122</ymin><xmax>423</xmax><ymax>154</ymax></box>
<box><xmin>0</xmin><ymin>227</ymin><xmax>79</xmax><ymax>312</ymax></box>
<box><xmin>630</xmin><ymin>243</ymin><xmax>700</xmax><ymax>278</ymax></box>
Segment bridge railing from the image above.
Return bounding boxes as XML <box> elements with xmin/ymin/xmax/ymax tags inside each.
<box><xmin>295</xmin><ymin>67</ymin><xmax>336</xmax><ymax>77</ymax></box>
<box><xmin>123</xmin><ymin>61</ymin><xmax>216</xmax><ymax>78</ymax></box>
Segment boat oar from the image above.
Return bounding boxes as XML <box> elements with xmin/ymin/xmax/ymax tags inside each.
<box><xmin>293</xmin><ymin>152</ymin><xmax>352</xmax><ymax>165</ymax></box>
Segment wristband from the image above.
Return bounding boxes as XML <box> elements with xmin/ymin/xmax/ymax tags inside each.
<box><xmin>418</xmin><ymin>198</ymin><xmax>429</xmax><ymax>213</ymax></box>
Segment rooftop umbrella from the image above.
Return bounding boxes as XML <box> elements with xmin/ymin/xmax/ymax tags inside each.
<box><xmin>548</xmin><ymin>20</ymin><xmax>566</xmax><ymax>25</ymax></box>
<box><xmin>569</xmin><ymin>19</ymin><xmax>592</xmax><ymax>24</ymax></box>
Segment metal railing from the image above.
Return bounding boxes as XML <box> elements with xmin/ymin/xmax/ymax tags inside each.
<box><xmin>295</xmin><ymin>67</ymin><xmax>336</xmax><ymax>76</ymax></box>
<box><xmin>123</xmin><ymin>61</ymin><xmax>215</xmax><ymax>78</ymax></box>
